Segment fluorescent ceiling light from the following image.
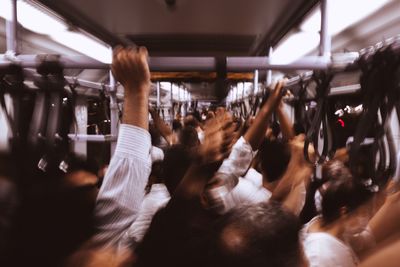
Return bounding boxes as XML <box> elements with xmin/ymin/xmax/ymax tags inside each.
<box><xmin>51</xmin><ymin>31</ymin><xmax>111</xmax><ymax>63</ymax></box>
<box><xmin>274</xmin><ymin>0</ymin><xmax>391</xmax><ymax>63</ymax></box>
<box><xmin>17</xmin><ymin>1</ymin><xmax>67</xmax><ymax>35</ymax></box>
<box><xmin>0</xmin><ymin>0</ymin><xmax>111</xmax><ymax>63</ymax></box>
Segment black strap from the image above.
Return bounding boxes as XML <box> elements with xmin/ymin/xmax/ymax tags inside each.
<box><xmin>303</xmin><ymin>72</ymin><xmax>334</xmax><ymax>164</ymax></box>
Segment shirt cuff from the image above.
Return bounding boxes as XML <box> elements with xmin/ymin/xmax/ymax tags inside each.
<box><xmin>115</xmin><ymin>124</ymin><xmax>152</xmax><ymax>161</ymax></box>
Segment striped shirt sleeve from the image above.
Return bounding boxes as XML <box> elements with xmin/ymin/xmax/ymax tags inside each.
<box><xmin>91</xmin><ymin>124</ymin><xmax>152</xmax><ymax>247</ymax></box>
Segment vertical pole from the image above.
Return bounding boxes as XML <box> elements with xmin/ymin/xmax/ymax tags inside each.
<box><xmin>235</xmin><ymin>84</ymin><xmax>238</xmax><ymax>102</ymax></box>
<box><xmin>170</xmin><ymin>83</ymin><xmax>173</xmax><ymax>102</ymax></box>
<box><xmin>241</xmin><ymin>82</ymin><xmax>245</xmax><ymax>100</ymax></box>
<box><xmin>319</xmin><ymin>0</ymin><xmax>331</xmax><ymax>57</ymax></box>
<box><xmin>266</xmin><ymin>47</ymin><xmax>273</xmax><ymax>86</ymax></box>
<box><xmin>6</xmin><ymin>0</ymin><xmax>18</xmax><ymax>54</ymax></box>
<box><xmin>2</xmin><ymin>0</ymin><xmax>17</xmax><ymax>152</ymax></box>
<box><xmin>109</xmin><ymin>62</ymin><xmax>118</xmax><ymax>156</ymax></box>
<box><xmin>253</xmin><ymin>69</ymin><xmax>259</xmax><ymax>95</ymax></box>
<box><xmin>156</xmin><ymin>81</ymin><xmax>161</xmax><ymax>108</ymax></box>
<box><xmin>170</xmin><ymin>82</ymin><xmax>174</xmax><ymax>124</ymax></box>
<box><xmin>317</xmin><ymin>0</ymin><xmax>331</xmax><ymax>172</ymax></box>
<box><xmin>73</xmin><ymin>96</ymin><xmax>88</xmax><ymax>158</ymax></box>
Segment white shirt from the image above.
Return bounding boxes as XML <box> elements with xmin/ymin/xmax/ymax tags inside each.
<box><xmin>243</xmin><ymin>168</ymin><xmax>263</xmax><ymax>188</ymax></box>
<box><xmin>302</xmin><ymin>217</ymin><xmax>359</xmax><ymax>267</ymax></box>
<box><xmin>119</xmin><ymin>183</ymin><xmax>171</xmax><ymax>249</ymax></box>
<box><xmin>303</xmin><ymin>233</ymin><xmax>358</xmax><ymax>267</ymax></box>
<box><xmin>228</xmin><ymin>178</ymin><xmax>271</xmax><ymax>208</ymax></box>
<box><xmin>393</xmin><ymin>152</ymin><xmax>400</xmax><ymax>184</ymax></box>
<box><xmin>198</xmin><ymin>131</ymin><xmax>205</xmax><ymax>144</ymax></box>
<box><xmin>151</xmin><ymin>146</ymin><xmax>164</xmax><ymax>162</ymax></box>
<box><xmin>92</xmin><ymin>124</ymin><xmax>152</xmax><ymax>248</ymax></box>
<box><xmin>208</xmin><ymin>137</ymin><xmax>272</xmax><ymax>213</ymax></box>
<box><xmin>216</xmin><ymin>136</ymin><xmax>257</xmax><ymax>187</ymax></box>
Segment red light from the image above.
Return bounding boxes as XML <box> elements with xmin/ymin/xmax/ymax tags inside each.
<box><xmin>337</xmin><ymin>118</ymin><xmax>345</xmax><ymax>127</ymax></box>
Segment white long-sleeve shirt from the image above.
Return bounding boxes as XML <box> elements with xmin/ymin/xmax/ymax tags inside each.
<box><xmin>92</xmin><ymin>124</ymin><xmax>152</xmax><ymax>248</ymax></box>
<box><xmin>243</xmin><ymin>168</ymin><xmax>264</xmax><ymax>188</ymax></box>
<box><xmin>207</xmin><ymin>137</ymin><xmax>270</xmax><ymax>213</ymax></box>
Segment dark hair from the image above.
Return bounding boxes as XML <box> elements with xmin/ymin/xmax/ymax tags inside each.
<box><xmin>6</xmin><ymin>170</ymin><xmax>97</xmax><ymax>266</ymax></box>
<box><xmin>259</xmin><ymin>139</ymin><xmax>291</xmax><ymax>183</ymax></box>
<box><xmin>184</xmin><ymin>114</ymin><xmax>200</xmax><ymax>128</ymax></box>
<box><xmin>321</xmin><ymin>160</ymin><xmax>372</xmax><ymax>225</ymax></box>
<box><xmin>179</xmin><ymin>126</ymin><xmax>200</xmax><ymax>150</ymax></box>
<box><xmin>145</xmin><ymin>161</ymin><xmax>164</xmax><ymax>194</ymax></box>
<box><xmin>187</xmin><ymin>111</ymin><xmax>202</xmax><ymax>124</ymax></box>
<box><xmin>149</xmin><ymin>122</ymin><xmax>162</xmax><ymax>146</ymax></box>
<box><xmin>172</xmin><ymin>119</ymin><xmax>183</xmax><ymax>132</ymax></box>
<box><xmin>162</xmin><ymin>145</ymin><xmax>193</xmax><ymax>195</ymax></box>
<box><xmin>212</xmin><ymin>202</ymin><xmax>303</xmax><ymax>267</ymax></box>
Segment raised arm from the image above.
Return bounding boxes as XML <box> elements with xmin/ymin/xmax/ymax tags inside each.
<box><xmin>115</xmin><ymin>46</ymin><xmax>151</xmax><ymax>129</ymax></box>
<box><xmin>205</xmin><ymin>81</ymin><xmax>287</xmax><ymax>213</ymax></box>
<box><xmin>281</xmin><ymin>166</ymin><xmax>313</xmax><ymax>215</ymax></box>
<box><xmin>276</xmin><ymin>101</ymin><xmax>295</xmax><ymax>141</ymax></box>
<box><xmin>244</xmin><ymin>80</ymin><xmax>286</xmax><ymax>150</ymax></box>
<box><xmin>149</xmin><ymin>108</ymin><xmax>176</xmax><ymax>145</ymax></box>
<box><xmin>175</xmin><ymin>114</ymin><xmax>234</xmax><ymax>200</ymax></box>
<box><xmin>92</xmin><ymin>46</ymin><xmax>153</xmax><ymax>247</ymax></box>
<box><xmin>367</xmin><ymin>189</ymin><xmax>400</xmax><ymax>245</ymax></box>
<box><xmin>272</xmin><ymin>135</ymin><xmax>313</xmax><ymax>203</ymax></box>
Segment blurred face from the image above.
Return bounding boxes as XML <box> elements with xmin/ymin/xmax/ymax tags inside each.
<box><xmin>175</xmin><ymin>113</ymin><xmax>182</xmax><ymax>121</ymax></box>
<box><xmin>215</xmin><ymin>107</ymin><xmax>226</xmax><ymax>117</ymax></box>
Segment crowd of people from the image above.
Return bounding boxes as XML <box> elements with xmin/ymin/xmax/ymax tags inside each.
<box><xmin>1</xmin><ymin>46</ymin><xmax>400</xmax><ymax>266</ymax></box>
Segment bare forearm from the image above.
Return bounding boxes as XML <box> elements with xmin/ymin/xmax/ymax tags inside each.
<box><xmin>277</xmin><ymin>105</ymin><xmax>295</xmax><ymax>141</ymax></box>
<box><xmin>282</xmin><ymin>167</ymin><xmax>312</xmax><ymax>215</ymax></box>
<box><xmin>153</xmin><ymin>115</ymin><xmax>174</xmax><ymax>144</ymax></box>
<box><xmin>368</xmin><ymin>191</ymin><xmax>400</xmax><ymax>244</ymax></box>
<box><xmin>244</xmin><ymin>102</ymin><xmax>274</xmax><ymax>150</ymax></box>
<box><xmin>272</xmin><ymin>162</ymin><xmax>310</xmax><ymax>201</ymax></box>
<box><xmin>123</xmin><ymin>86</ymin><xmax>150</xmax><ymax>130</ymax></box>
<box><xmin>244</xmin><ymin>81</ymin><xmax>284</xmax><ymax>150</ymax></box>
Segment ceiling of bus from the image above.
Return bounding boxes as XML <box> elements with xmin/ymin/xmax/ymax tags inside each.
<box><xmin>36</xmin><ymin>0</ymin><xmax>318</xmax><ymax>56</ymax></box>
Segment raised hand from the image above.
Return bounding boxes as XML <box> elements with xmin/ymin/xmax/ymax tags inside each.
<box><xmin>112</xmin><ymin>46</ymin><xmax>151</xmax><ymax>129</ymax></box>
<box><xmin>289</xmin><ymin>134</ymin><xmax>315</xmax><ymax>165</ymax></box>
<box><xmin>111</xmin><ymin>46</ymin><xmax>151</xmax><ymax>94</ymax></box>
<box><xmin>197</xmin><ymin>112</ymin><xmax>235</xmax><ymax>165</ymax></box>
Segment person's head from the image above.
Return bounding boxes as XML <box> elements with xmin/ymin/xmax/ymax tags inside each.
<box><xmin>172</xmin><ymin>119</ymin><xmax>183</xmax><ymax>132</ymax></box>
<box><xmin>162</xmin><ymin>145</ymin><xmax>193</xmax><ymax>195</ymax></box>
<box><xmin>179</xmin><ymin>126</ymin><xmax>200</xmax><ymax>149</ymax></box>
<box><xmin>212</xmin><ymin>202</ymin><xmax>305</xmax><ymax>267</ymax></box>
<box><xmin>320</xmin><ymin>160</ymin><xmax>372</xmax><ymax>226</ymax></box>
<box><xmin>258</xmin><ymin>139</ymin><xmax>291</xmax><ymax>183</ymax></box>
<box><xmin>184</xmin><ymin>115</ymin><xmax>197</xmax><ymax>128</ymax></box>
<box><xmin>14</xmin><ymin>153</ymin><xmax>99</xmax><ymax>262</ymax></box>
<box><xmin>185</xmin><ymin>112</ymin><xmax>202</xmax><ymax>126</ymax></box>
